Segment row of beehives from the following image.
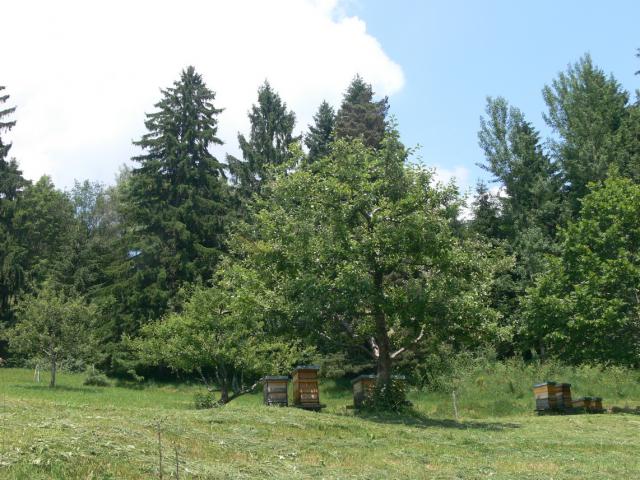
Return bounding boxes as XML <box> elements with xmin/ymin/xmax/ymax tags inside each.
<box><xmin>533</xmin><ymin>381</ymin><xmax>603</xmax><ymax>413</ymax></box>
<box><xmin>263</xmin><ymin>366</ymin><xmax>325</xmax><ymax>411</ymax></box>
<box><xmin>263</xmin><ymin>369</ymin><xmax>391</xmax><ymax>410</ymax></box>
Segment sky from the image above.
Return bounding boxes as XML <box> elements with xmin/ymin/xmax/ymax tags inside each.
<box><xmin>3</xmin><ymin>0</ymin><xmax>640</xmax><ymax>194</ymax></box>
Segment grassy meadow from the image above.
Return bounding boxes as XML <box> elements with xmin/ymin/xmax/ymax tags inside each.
<box><xmin>0</xmin><ymin>365</ymin><xmax>639</xmax><ymax>479</ymax></box>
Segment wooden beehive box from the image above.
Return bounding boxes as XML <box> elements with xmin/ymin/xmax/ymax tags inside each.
<box><xmin>292</xmin><ymin>365</ymin><xmax>324</xmax><ymax>410</ymax></box>
<box><xmin>573</xmin><ymin>396</ymin><xmax>603</xmax><ymax>412</ymax></box>
<box><xmin>351</xmin><ymin>374</ymin><xmax>377</xmax><ymax>408</ymax></box>
<box><xmin>533</xmin><ymin>382</ymin><xmax>559</xmax><ymax>411</ymax></box>
<box><xmin>593</xmin><ymin>397</ymin><xmax>603</xmax><ymax>411</ymax></box>
<box><xmin>555</xmin><ymin>383</ymin><xmax>572</xmax><ymax>409</ymax></box>
<box><xmin>262</xmin><ymin>376</ymin><xmax>289</xmax><ymax>406</ymax></box>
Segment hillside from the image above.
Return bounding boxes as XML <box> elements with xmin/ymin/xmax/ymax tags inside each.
<box><xmin>0</xmin><ymin>369</ymin><xmax>639</xmax><ymax>479</ymax></box>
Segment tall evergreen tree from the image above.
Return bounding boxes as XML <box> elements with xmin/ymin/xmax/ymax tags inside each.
<box><xmin>227</xmin><ymin>81</ymin><xmax>297</xmax><ymax>199</ymax></box>
<box><xmin>335</xmin><ymin>75</ymin><xmax>389</xmax><ymax>149</ymax></box>
<box><xmin>0</xmin><ymin>86</ymin><xmax>29</xmax><ymax>325</ymax></box>
<box><xmin>477</xmin><ymin>97</ymin><xmax>564</xmax><ymax>353</ymax></box>
<box><xmin>469</xmin><ymin>181</ymin><xmax>502</xmax><ymax>240</ymax></box>
<box><xmin>304</xmin><ymin>100</ymin><xmax>335</xmax><ymax>163</ymax></box>
<box><xmin>116</xmin><ymin>66</ymin><xmax>230</xmax><ymax>329</ymax></box>
<box><xmin>543</xmin><ymin>54</ymin><xmax>629</xmax><ymax>211</ymax></box>
<box><xmin>479</xmin><ymin>96</ymin><xmax>563</xmax><ymax>240</ymax></box>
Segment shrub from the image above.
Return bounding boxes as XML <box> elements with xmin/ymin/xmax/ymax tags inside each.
<box><xmin>193</xmin><ymin>391</ymin><xmax>217</xmax><ymax>409</ymax></box>
<box><xmin>83</xmin><ymin>370</ymin><xmax>111</xmax><ymax>387</ymax></box>
<box><xmin>361</xmin><ymin>377</ymin><xmax>410</xmax><ymax>412</ymax></box>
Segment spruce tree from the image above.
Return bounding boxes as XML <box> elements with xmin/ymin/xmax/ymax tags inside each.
<box><xmin>335</xmin><ymin>75</ymin><xmax>389</xmax><ymax>149</ymax></box>
<box><xmin>469</xmin><ymin>181</ymin><xmax>502</xmax><ymax>240</ymax></box>
<box><xmin>478</xmin><ymin>96</ymin><xmax>562</xmax><ymax>240</ymax></box>
<box><xmin>118</xmin><ymin>66</ymin><xmax>230</xmax><ymax>327</ymax></box>
<box><xmin>0</xmin><ymin>86</ymin><xmax>29</xmax><ymax>325</ymax></box>
<box><xmin>227</xmin><ymin>81</ymin><xmax>297</xmax><ymax>199</ymax></box>
<box><xmin>305</xmin><ymin>100</ymin><xmax>335</xmax><ymax>163</ymax></box>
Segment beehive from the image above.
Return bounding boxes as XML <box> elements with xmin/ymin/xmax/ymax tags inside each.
<box><xmin>593</xmin><ymin>397</ymin><xmax>603</xmax><ymax>411</ymax></box>
<box><xmin>574</xmin><ymin>397</ymin><xmax>603</xmax><ymax>412</ymax></box>
<box><xmin>555</xmin><ymin>383</ymin><xmax>572</xmax><ymax>409</ymax></box>
<box><xmin>533</xmin><ymin>382</ymin><xmax>559</xmax><ymax>411</ymax></box>
<box><xmin>262</xmin><ymin>376</ymin><xmax>289</xmax><ymax>406</ymax></box>
<box><xmin>351</xmin><ymin>374</ymin><xmax>377</xmax><ymax>408</ymax></box>
<box><xmin>292</xmin><ymin>365</ymin><xmax>324</xmax><ymax>410</ymax></box>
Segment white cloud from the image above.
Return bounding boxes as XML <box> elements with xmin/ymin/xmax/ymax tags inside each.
<box><xmin>2</xmin><ymin>0</ymin><xmax>404</xmax><ymax>188</ymax></box>
<box><xmin>431</xmin><ymin>165</ymin><xmax>471</xmax><ymax>191</ymax></box>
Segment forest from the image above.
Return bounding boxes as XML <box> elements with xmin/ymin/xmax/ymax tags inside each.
<box><xmin>1</xmin><ymin>52</ymin><xmax>639</xmax><ymax>407</ymax></box>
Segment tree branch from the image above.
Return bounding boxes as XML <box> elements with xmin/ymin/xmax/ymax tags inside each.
<box><xmin>369</xmin><ymin>336</ymin><xmax>380</xmax><ymax>359</ymax></box>
<box><xmin>390</xmin><ymin>324</ymin><xmax>426</xmax><ymax>359</ymax></box>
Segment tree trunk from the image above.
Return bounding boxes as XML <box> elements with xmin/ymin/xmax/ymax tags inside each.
<box><xmin>373</xmin><ymin>270</ymin><xmax>392</xmax><ymax>388</ymax></box>
<box><xmin>216</xmin><ymin>366</ymin><xmax>229</xmax><ymax>404</ymax></box>
<box><xmin>374</xmin><ymin>309</ymin><xmax>393</xmax><ymax>387</ymax></box>
<box><xmin>50</xmin><ymin>356</ymin><xmax>57</xmax><ymax>388</ymax></box>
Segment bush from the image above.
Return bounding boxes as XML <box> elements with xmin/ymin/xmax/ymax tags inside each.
<box><xmin>83</xmin><ymin>370</ymin><xmax>111</xmax><ymax>387</ymax></box>
<box><xmin>361</xmin><ymin>377</ymin><xmax>410</xmax><ymax>412</ymax></box>
<box><xmin>193</xmin><ymin>390</ymin><xmax>217</xmax><ymax>409</ymax></box>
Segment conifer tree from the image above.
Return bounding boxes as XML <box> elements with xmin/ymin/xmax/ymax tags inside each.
<box><xmin>0</xmin><ymin>86</ymin><xmax>29</xmax><ymax>325</ymax></box>
<box><xmin>117</xmin><ymin>66</ymin><xmax>230</xmax><ymax>327</ymax></box>
<box><xmin>335</xmin><ymin>75</ymin><xmax>389</xmax><ymax>149</ymax></box>
<box><xmin>227</xmin><ymin>81</ymin><xmax>297</xmax><ymax>199</ymax></box>
<box><xmin>543</xmin><ymin>55</ymin><xmax>629</xmax><ymax>211</ymax></box>
<box><xmin>469</xmin><ymin>181</ymin><xmax>502</xmax><ymax>240</ymax></box>
<box><xmin>304</xmin><ymin>100</ymin><xmax>335</xmax><ymax>163</ymax></box>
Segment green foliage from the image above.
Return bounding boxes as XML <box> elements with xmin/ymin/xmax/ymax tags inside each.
<box><xmin>193</xmin><ymin>390</ymin><xmax>217</xmax><ymax>409</ymax></box>
<box><xmin>543</xmin><ymin>54</ymin><xmax>630</xmax><ymax>210</ymax></box>
<box><xmin>112</xmin><ymin>66</ymin><xmax>230</xmax><ymax>335</ymax></box>
<box><xmin>0</xmin><ymin>85</ymin><xmax>17</xmax><ymax>161</ymax></box>
<box><xmin>0</xmin><ymin>86</ymin><xmax>30</xmax><ymax>326</ymax></box>
<box><xmin>469</xmin><ymin>181</ymin><xmax>502</xmax><ymax>240</ymax></box>
<box><xmin>335</xmin><ymin>75</ymin><xmax>389</xmax><ymax>149</ymax></box>
<box><xmin>227</xmin><ymin>81</ymin><xmax>298</xmax><ymax>200</ymax></box>
<box><xmin>83</xmin><ymin>368</ymin><xmax>110</xmax><ymax>387</ymax></box>
<box><xmin>360</xmin><ymin>377</ymin><xmax>409</xmax><ymax>412</ymax></box>
<box><xmin>134</xmin><ymin>275</ymin><xmax>313</xmax><ymax>404</ymax></box>
<box><xmin>228</xmin><ymin>131</ymin><xmax>505</xmax><ymax>395</ymax></box>
<box><xmin>523</xmin><ymin>176</ymin><xmax>640</xmax><ymax>366</ymax></box>
<box><xmin>5</xmin><ymin>282</ymin><xmax>98</xmax><ymax>386</ymax></box>
<box><xmin>304</xmin><ymin>100</ymin><xmax>335</xmax><ymax>163</ymax></box>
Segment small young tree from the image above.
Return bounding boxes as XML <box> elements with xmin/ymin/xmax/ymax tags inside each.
<box><xmin>134</xmin><ymin>265</ymin><xmax>312</xmax><ymax>405</ymax></box>
<box><xmin>6</xmin><ymin>282</ymin><xmax>97</xmax><ymax>387</ymax></box>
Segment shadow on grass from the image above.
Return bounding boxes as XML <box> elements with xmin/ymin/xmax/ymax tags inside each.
<box><xmin>322</xmin><ymin>378</ymin><xmax>354</xmax><ymax>396</ymax></box>
<box><xmin>354</xmin><ymin>409</ymin><xmax>521</xmax><ymax>431</ymax></box>
<box><xmin>13</xmin><ymin>384</ymin><xmax>103</xmax><ymax>393</ymax></box>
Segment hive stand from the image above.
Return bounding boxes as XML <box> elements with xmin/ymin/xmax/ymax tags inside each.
<box><xmin>292</xmin><ymin>366</ymin><xmax>325</xmax><ymax>411</ymax></box>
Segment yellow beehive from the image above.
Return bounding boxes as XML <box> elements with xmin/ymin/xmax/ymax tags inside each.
<box><xmin>292</xmin><ymin>366</ymin><xmax>324</xmax><ymax>411</ymax></box>
<box><xmin>533</xmin><ymin>382</ymin><xmax>559</xmax><ymax>411</ymax></box>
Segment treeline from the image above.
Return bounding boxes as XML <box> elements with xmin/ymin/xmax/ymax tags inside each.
<box><xmin>1</xmin><ymin>53</ymin><xmax>639</xmax><ymax>397</ymax></box>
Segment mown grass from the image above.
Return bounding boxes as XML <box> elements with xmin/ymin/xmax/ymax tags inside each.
<box><xmin>0</xmin><ymin>366</ymin><xmax>639</xmax><ymax>479</ymax></box>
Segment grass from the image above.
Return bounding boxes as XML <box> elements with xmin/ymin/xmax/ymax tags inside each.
<box><xmin>0</xmin><ymin>366</ymin><xmax>639</xmax><ymax>479</ymax></box>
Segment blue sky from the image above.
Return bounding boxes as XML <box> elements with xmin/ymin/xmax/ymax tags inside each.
<box><xmin>351</xmin><ymin>0</ymin><xmax>640</xmax><ymax>191</ymax></box>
